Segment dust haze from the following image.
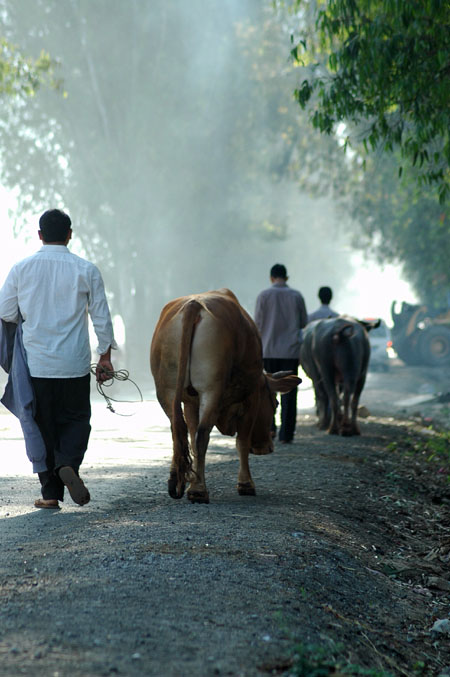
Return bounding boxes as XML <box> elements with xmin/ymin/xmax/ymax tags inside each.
<box><xmin>0</xmin><ymin>0</ymin><xmax>408</xmax><ymax>370</ymax></box>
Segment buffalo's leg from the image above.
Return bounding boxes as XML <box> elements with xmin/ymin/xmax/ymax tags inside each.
<box><xmin>340</xmin><ymin>384</ymin><xmax>354</xmax><ymax>436</ymax></box>
<box><xmin>305</xmin><ymin>360</ymin><xmax>330</xmax><ymax>429</ymax></box>
<box><xmin>322</xmin><ymin>376</ymin><xmax>340</xmax><ymax>435</ymax></box>
<box><xmin>315</xmin><ymin>382</ymin><xmax>330</xmax><ymax>430</ymax></box>
<box><xmin>349</xmin><ymin>375</ymin><xmax>366</xmax><ymax>435</ymax></box>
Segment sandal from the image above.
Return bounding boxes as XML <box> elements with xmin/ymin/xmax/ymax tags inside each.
<box><xmin>34</xmin><ymin>498</ymin><xmax>61</xmax><ymax>510</ymax></box>
<box><xmin>59</xmin><ymin>466</ymin><xmax>90</xmax><ymax>506</ymax></box>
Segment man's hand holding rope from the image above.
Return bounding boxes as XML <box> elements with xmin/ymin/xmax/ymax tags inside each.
<box><xmin>90</xmin><ymin>345</ymin><xmax>142</xmax><ymax>415</ymax></box>
<box><xmin>96</xmin><ymin>346</ymin><xmax>114</xmax><ymax>383</ymax></box>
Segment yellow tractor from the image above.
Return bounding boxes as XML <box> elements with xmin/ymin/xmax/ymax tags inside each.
<box><xmin>391</xmin><ymin>302</ymin><xmax>450</xmax><ymax>367</ymax></box>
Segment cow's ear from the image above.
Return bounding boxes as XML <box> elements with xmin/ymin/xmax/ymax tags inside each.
<box><xmin>266</xmin><ymin>374</ymin><xmax>302</xmax><ymax>393</ymax></box>
<box><xmin>269</xmin><ymin>370</ymin><xmax>295</xmax><ymax>379</ymax></box>
<box><xmin>359</xmin><ymin>318</ymin><xmax>381</xmax><ymax>332</ymax></box>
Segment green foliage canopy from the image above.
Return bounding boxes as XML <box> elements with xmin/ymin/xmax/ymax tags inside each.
<box><xmin>0</xmin><ymin>37</ymin><xmax>56</xmax><ymax>98</ymax></box>
<box><xmin>347</xmin><ymin>152</ymin><xmax>450</xmax><ymax>307</ymax></box>
<box><xmin>291</xmin><ymin>0</ymin><xmax>450</xmax><ymax>201</ymax></box>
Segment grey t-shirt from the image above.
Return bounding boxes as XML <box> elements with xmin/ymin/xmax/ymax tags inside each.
<box><xmin>254</xmin><ymin>282</ymin><xmax>307</xmax><ymax>359</ymax></box>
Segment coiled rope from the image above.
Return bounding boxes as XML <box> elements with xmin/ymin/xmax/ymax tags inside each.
<box><xmin>89</xmin><ymin>365</ymin><xmax>143</xmax><ymax>416</ymax></box>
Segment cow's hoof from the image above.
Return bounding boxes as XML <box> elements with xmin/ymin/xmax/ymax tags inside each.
<box><xmin>187</xmin><ymin>490</ymin><xmax>209</xmax><ymax>504</ymax></box>
<box><xmin>168</xmin><ymin>472</ymin><xmax>185</xmax><ymax>499</ymax></box>
<box><xmin>328</xmin><ymin>427</ymin><xmax>339</xmax><ymax>435</ymax></box>
<box><xmin>237</xmin><ymin>482</ymin><xmax>256</xmax><ymax>496</ymax></box>
<box><xmin>250</xmin><ymin>447</ymin><xmax>272</xmax><ymax>455</ymax></box>
<box><xmin>340</xmin><ymin>425</ymin><xmax>360</xmax><ymax>437</ymax></box>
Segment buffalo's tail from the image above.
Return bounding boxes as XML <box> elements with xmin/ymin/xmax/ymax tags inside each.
<box><xmin>332</xmin><ymin>323</ymin><xmax>354</xmax><ymax>344</ymax></box>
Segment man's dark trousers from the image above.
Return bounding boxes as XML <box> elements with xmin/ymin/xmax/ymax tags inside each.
<box><xmin>31</xmin><ymin>374</ymin><xmax>91</xmax><ymax>500</ymax></box>
<box><xmin>263</xmin><ymin>358</ymin><xmax>299</xmax><ymax>443</ymax></box>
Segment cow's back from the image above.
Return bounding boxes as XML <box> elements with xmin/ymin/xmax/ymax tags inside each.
<box><xmin>191</xmin><ymin>293</ymin><xmax>261</xmax><ymax>392</ymax></box>
<box><xmin>151</xmin><ymin>289</ymin><xmax>262</xmax><ymax>397</ymax></box>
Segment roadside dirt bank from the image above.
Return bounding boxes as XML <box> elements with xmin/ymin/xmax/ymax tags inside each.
<box><xmin>0</xmin><ymin>387</ymin><xmax>449</xmax><ymax>676</ymax></box>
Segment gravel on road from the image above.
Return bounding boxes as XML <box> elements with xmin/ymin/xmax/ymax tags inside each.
<box><xmin>0</xmin><ymin>365</ymin><xmax>449</xmax><ymax>676</ymax></box>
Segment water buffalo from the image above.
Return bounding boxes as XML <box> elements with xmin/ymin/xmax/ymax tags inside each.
<box><xmin>300</xmin><ymin>316</ymin><xmax>380</xmax><ymax>435</ymax></box>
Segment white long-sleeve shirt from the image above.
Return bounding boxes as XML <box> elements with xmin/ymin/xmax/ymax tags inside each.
<box><xmin>0</xmin><ymin>245</ymin><xmax>117</xmax><ymax>378</ymax></box>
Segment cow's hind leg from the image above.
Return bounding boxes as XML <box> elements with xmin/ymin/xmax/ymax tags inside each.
<box><xmin>235</xmin><ymin>433</ymin><xmax>256</xmax><ymax>496</ymax></box>
<box><xmin>168</xmin><ymin>452</ymin><xmax>184</xmax><ymax>499</ymax></box>
<box><xmin>187</xmin><ymin>425</ymin><xmax>212</xmax><ymax>503</ymax></box>
<box><xmin>235</xmin><ymin>396</ymin><xmax>259</xmax><ymax>496</ymax></box>
<box><xmin>185</xmin><ymin>399</ymin><xmax>214</xmax><ymax>504</ymax></box>
<box><xmin>182</xmin><ymin>399</ymin><xmax>208</xmax><ymax>502</ymax></box>
<box><xmin>168</xmin><ymin>421</ymin><xmax>188</xmax><ymax>499</ymax></box>
<box><xmin>156</xmin><ymin>391</ymin><xmax>187</xmax><ymax>499</ymax></box>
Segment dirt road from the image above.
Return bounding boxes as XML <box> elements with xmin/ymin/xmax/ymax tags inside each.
<box><xmin>0</xmin><ymin>363</ymin><xmax>449</xmax><ymax>676</ymax></box>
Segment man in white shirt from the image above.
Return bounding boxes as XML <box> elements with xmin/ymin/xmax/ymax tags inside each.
<box><xmin>307</xmin><ymin>286</ymin><xmax>339</xmax><ymax>323</ymax></box>
<box><xmin>0</xmin><ymin>209</ymin><xmax>117</xmax><ymax>509</ymax></box>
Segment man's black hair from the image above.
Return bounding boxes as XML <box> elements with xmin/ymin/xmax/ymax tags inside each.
<box><xmin>39</xmin><ymin>209</ymin><xmax>72</xmax><ymax>243</ymax></box>
<box><xmin>318</xmin><ymin>286</ymin><xmax>333</xmax><ymax>304</ymax></box>
<box><xmin>270</xmin><ymin>263</ymin><xmax>287</xmax><ymax>279</ymax></box>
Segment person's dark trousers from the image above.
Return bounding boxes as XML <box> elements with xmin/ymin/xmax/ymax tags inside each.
<box><xmin>31</xmin><ymin>374</ymin><xmax>92</xmax><ymax>501</ymax></box>
<box><xmin>263</xmin><ymin>358</ymin><xmax>299</xmax><ymax>442</ymax></box>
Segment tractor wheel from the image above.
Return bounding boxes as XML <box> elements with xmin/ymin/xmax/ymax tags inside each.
<box><xmin>393</xmin><ymin>336</ymin><xmax>422</xmax><ymax>365</ymax></box>
<box><xmin>418</xmin><ymin>326</ymin><xmax>450</xmax><ymax>367</ymax></box>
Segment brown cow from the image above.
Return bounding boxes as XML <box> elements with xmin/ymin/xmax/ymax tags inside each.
<box><xmin>150</xmin><ymin>289</ymin><xmax>301</xmax><ymax>503</ymax></box>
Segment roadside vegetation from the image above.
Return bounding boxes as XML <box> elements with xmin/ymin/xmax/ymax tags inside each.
<box><xmin>288</xmin><ymin>640</ymin><xmax>392</xmax><ymax>676</ymax></box>
<box><xmin>287</xmin><ymin>0</ymin><xmax>450</xmax><ymax>307</ymax></box>
<box><xmin>387</xmin><ymin>426</ymin><xmax>450</xmax><ymax>484</ymax></box>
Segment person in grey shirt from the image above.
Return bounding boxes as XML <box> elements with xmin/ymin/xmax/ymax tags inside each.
<box><xmin>255</xmin><ymin>263</ymin><xmax>307</xmax><ymax>443</ymax></box>
<box><xmin>308</xmin><ymin>286</ymin><xmax>339</xmax><ymax>323</ymax></box>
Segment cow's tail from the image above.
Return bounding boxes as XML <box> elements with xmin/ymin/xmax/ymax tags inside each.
<box><xmin>170</xmin><ymin>300</ymin><xmax>200</xmax><ymax>498</ymax></box>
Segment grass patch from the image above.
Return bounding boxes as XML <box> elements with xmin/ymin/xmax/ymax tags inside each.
<box><xmin>387</xmin><ymin>428</ymin><xmax>450</xmax><ymax>480</ymax></box>
<box><xmin>287</xmin><ymin>641</ymin><xmax>392</xmax><ymax>676</ymax></box>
